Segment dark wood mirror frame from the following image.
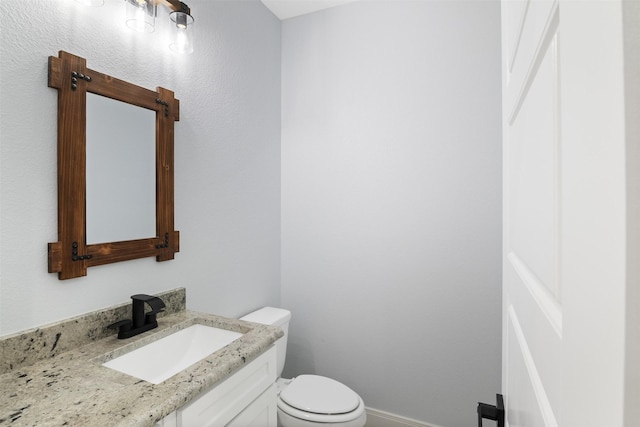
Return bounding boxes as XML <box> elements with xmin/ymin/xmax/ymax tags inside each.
<box><xmin>48</xmin><ymin>51</ymin><xmax>180</xmax><ymax>280</ymax></box>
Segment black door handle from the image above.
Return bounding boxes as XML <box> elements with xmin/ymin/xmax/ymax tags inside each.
<box><xmin>478</xmin><ymin>394</ymin><xmax>504</xmax><ymax>427</ymax></box>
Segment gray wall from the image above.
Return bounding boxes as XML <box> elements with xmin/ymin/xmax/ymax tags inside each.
<box><xmin>280</xmin><ymin>2</ymin><xmax>502</xmax><ymax>426</ymax></box>
<box><xmin>0</xmin><ymin>0</ymin><xmax>281</xmax><ymax>335</ymax></box>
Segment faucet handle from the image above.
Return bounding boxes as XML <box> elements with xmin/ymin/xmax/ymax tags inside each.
<box><xmin>145</xmin><ymin>311</ymin><xmax>160</xmax><ymax>325</ymax></box>
<box><xmin>107</xmin><ymin>319</ymin><xmax>132</xmax><ymax>334</ymax></box>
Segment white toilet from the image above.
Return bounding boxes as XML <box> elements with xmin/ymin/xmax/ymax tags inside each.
<box><xmin>240</xmin><ymin>307</ymin><xmax>367</xmax><ymax>427</ymax></box>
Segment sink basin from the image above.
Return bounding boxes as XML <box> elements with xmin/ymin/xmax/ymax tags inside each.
<box><xmin>102</xmin><ymin>324</ymin><xmax>243</xmax><ymax>384</ymax></box>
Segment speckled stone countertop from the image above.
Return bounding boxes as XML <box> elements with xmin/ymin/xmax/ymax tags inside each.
<box><xmin>0</xmin><ymin>289</ymin><xmax>282</xmax><ymax>426</ymax></box>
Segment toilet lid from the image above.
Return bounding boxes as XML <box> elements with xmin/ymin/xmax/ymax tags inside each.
<box><xmin>280</xmin><ymin>375</ymin><xmax>361</xmax><ymax>415</ymax></box>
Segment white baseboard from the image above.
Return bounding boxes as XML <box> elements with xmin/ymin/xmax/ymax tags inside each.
<box><xmin>365</xmin><ymin>407</ymin><xmax>445</xmax><ymax>427</ymax></box>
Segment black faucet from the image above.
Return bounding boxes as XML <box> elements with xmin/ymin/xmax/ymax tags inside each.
<box><xmin>109</xmin><ymin>294</ymin><xmax>166</xmax><ymax>339</ymax></box>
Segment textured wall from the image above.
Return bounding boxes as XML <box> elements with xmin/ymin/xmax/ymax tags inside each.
<box><xmin>0</xmin><ymin>0</ymin><xmax>281</xmax><ymax>336</ymax></box>
<box><xmin>280</xmin><ymin>2</ymin><xmax>502</xmax><ymax>426</ymax></box>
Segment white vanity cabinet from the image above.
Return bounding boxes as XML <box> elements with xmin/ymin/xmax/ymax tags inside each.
<box><xmin>156</xmin><ymin>346</ymin><xmax>277</xmax><ymax>427</ymax></box>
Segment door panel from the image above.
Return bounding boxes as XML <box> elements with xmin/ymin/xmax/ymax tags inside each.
<box><xmin>502</xmin><ymin>1</ymin><xmax>561</xmax><ymax>426</ymax></box>
<box><xmin>508</xmin><ymin>31</ymin><xmax>559</xmax><ymax>300</ymax></box>
<box><xmin>504</xmin><ymin>0</ymin><xmax>557</xmax><ymax>113</ymax></box>
<box><xmin>505</xmin><ymin>263</ymin><xmax>562</xmax><ymax>417</ymax></box>
<box><xmin>506</xmin><ymin>307</ymin><xmax>556</xmax><ymax>427</ymax></box>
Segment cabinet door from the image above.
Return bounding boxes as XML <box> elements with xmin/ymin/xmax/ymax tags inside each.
<box><xmin>227</xmin><ymin>384</ymin><xmax>277</xmax><ymax>427</ymax></box>
<box><xmin>179</xmin><ymin>346</ymin><xmax>277</xmax><ymax>427</ymax></box>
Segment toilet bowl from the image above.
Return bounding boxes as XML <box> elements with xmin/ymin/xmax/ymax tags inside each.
<box><xmin>240</xmin><ymin>307</ymin><xmax>366</xmax><ymax>427</ymax></box>
<box><xmin>277</xmin><ymin>375</ymin><xmax>366</xmax><ymax>427</ymax></box>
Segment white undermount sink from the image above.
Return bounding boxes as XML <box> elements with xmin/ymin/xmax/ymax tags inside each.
<box><xmin>102</xmin><ymin>324</ymin><xmax>243</xmax><ymax>384</ymax></box>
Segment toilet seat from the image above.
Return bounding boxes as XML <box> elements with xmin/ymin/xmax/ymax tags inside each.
<box><xmin>278</xmin><ymin>375</ymin><xmax>365</xmax><ymax>423</ymax></box>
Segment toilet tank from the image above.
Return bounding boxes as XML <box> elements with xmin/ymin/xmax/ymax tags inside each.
<box><xmin>240</xmin><ymin>307</ymin><xmax>291</xmax><ymax>377</ymax></box>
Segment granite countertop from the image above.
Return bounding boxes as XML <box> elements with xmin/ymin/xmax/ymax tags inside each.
<box><xmin>0</xmin><ymin>289</ymin><xmax>282</xmax><ymax>427</ymax></box>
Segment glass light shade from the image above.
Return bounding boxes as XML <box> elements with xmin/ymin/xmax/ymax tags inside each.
<box><xmin>125</xmin><ymin>0</ymin><xmax>156</xmax><ymax>33</ymax></box>
<box><xmin>75</xmin><ymin>0</ymin><xmax>104</xmax><ymax>6</ymax></box>
<box><xmin>169</xmin><ymin>11</ymin><xmax>194</xmax><ymax>54</ymax></box>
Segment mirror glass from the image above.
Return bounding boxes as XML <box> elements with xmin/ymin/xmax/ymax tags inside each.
<box><xmin>85</xmin><ymin>93</ymin><xmax>156</xmax><ymax>244</ymax></box>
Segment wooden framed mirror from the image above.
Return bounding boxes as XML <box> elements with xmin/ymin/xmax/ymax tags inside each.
<box><xmin>48</xmin><ymin>51</ymin><xmax>179</xmax><ymax>280</ymax></box>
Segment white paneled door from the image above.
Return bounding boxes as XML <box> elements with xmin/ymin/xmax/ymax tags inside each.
<box><xmin>501</xmin><ymin>1</ymin><xmax>631</xmax><ymax>426</ymax></box>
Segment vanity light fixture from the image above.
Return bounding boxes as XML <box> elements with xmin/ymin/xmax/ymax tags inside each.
<box><xmin>167</xmin><ymin>2</ymin><xmax>195</xmax><ymax>54</ymax></box>
<box><xmin>124</xmin><ymin>0</ymin><xmax>195</xmax><ymax>53</ymax></box>
<box><xmin>125</xmin><ymin>0</ymin><xmax>157</xmax><ymax>33</ymax></box>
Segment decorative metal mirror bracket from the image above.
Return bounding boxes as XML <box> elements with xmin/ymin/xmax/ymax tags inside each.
<box><xmin>156</xmin><ymin>98</ymin><xmax>169</xmax><ymax>117</ymax></box>
<box><xmin>71</xmin><ymin>242</ymin><xmax>93</xmax><ymax>261</ymax></box>
<box><xmin>156</xmin><ymin>233</ymin><xmax>170</xmax><ymax>249</ymax></box>
<box><xmin>47</xmin><ymin>51</ymin><xmax>180</xmax><ymax>280</ymax></box>
<box><xmin>71</xmin><ymin>71</ymin><xmax>92</xmax><ymax>91</ymax></box>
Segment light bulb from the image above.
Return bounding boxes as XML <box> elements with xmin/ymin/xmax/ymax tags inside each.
<box><xmin>175</xmin><ymin>28</ymin><xmax>188</xmax><ymax>53</ymax></box>
<box><xmin>134</xmin><ymin>7</ymin><xmax>147</xmax><ymax>31</ymax></box>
